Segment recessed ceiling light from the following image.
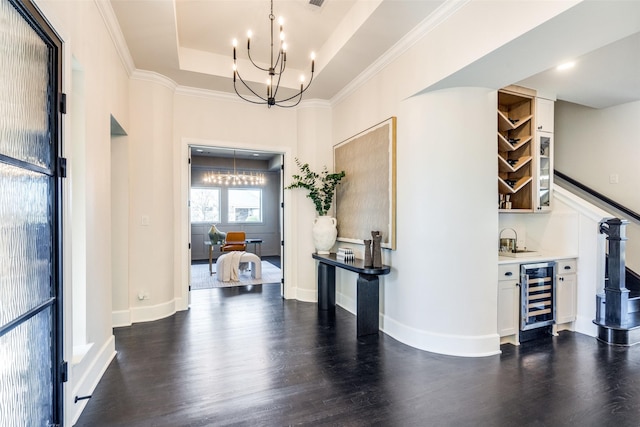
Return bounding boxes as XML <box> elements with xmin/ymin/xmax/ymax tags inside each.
<box><xmin>557</xmin><ymin>61</ymin><xmax>575</xmax><ymax>71</ymax></box>
<box><xmin>252</xmin><ymin>153</ymin><xmax>259</xmax><ymax>157</ymax></box>
<box><xmin>196</xmin><ymin>149</ymin><xmax>203</xmax><ymax>152</ymax></box>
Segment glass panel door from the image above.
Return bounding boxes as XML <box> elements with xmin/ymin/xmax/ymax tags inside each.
<box><xmin>536</xmin><ymin>134</ymin><xmax>553</xmax><ymax>211</ymax></box>
<box><xmin>520</xmin><ymin>262</ymin><xmax>556</xmax><ymax>331</ymax></box>
<box><xmin>0</xmin><ymin>0</ymin><xmax>63</xmax><ymax>425</ymax></box>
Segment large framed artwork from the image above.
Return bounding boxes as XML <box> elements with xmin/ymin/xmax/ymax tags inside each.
<box><xmin>334</xmin><ymin>117</ymin><xmax>397</xmax><ymax>250</ymax></box>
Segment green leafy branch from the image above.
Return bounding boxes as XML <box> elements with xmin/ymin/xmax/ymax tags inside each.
<box><xmin>285</xmin><ymin>158</ymin><xmax>346</xmax><ymax>216</ymax></box>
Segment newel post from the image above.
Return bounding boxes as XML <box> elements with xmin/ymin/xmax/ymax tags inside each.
<box><xmin>599</xmin><ymin>218</ymin><xmax>629</xmax><ymax>327</ymax></box>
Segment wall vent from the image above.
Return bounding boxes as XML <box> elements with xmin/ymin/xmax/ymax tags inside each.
<box><xmin>309</xmin><ymin>0</ymin><xmax>324</xmax><ymax>7</ymax></box>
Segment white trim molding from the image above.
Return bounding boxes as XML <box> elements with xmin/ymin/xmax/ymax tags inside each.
<box><xmin>131</xmin><ymin>69</ymin><xmax>178</xmax><ymax>91</ymax></box>
<box><xmin>69</xmin><ymin>335</ymin><xmax>116</xmax><ymax>425</ymax></box>
<box><xmin>381</xmin><ymin>314</ymin><xmax>501</xmax><ymax>357</ymax></box>
<box><xmin>94</xmin><ymin>0</ymin><xmax>135</xmax><ymax>75</ymax></box>
<box><xmin>331</xmin><ymin>0</ymin><xmax>471</xmax><ymax>106</ymax></box>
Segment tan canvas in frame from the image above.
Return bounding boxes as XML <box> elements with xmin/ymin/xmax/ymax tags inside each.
<box><xmin>334</xmin><ymin>117</ymin><xmax>397</xmax><ymax>250</ymax></box>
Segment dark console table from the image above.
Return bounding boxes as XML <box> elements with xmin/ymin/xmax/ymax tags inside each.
<box><xmin>312</xmin><ymin>253</ymin><xmax>391</xmax><ymax>337</ymax></box>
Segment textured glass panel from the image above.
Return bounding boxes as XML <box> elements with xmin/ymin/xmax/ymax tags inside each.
<box><xmin>0</xmin><ymin>0</ymin><xmax>52</xmax><ymax>169</ymax></box>
<box><xmin>0</xmin><ymin>308</ymin><xmax>53</xmax><ymax>426</ymax></box>
<box><xmin>0</xmin><ymin>162</ymin><xmax>52</xmax><ymax>327</ymax></box>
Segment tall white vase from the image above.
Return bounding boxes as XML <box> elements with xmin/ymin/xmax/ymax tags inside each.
<box><xmin>312</xmin><ymin>216</ymin><xmax>337</xmax><ymax>254</ymax></box>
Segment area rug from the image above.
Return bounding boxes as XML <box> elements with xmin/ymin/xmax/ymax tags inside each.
<box><xmin>190</xmin><ymin>261</ymin><xmax>281</xmax><ymax>290</ymax></box>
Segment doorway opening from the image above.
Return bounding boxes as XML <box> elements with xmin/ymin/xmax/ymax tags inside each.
<box><xmin>187</xmin><ymin>145</ymin><xmax>284</xmax><ymax>295</ymax></box>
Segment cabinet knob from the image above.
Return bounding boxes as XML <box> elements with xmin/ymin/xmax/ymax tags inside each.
<box><xmin>538</xmin><ymin>125</ymin><xmax>542</xmax><ymax>130</ymax></box>
<box><xmin>559</xmin><ymin>277</ymin><xmax>564</xmax><ymax>281</ymax></box>
<box><xmin>505</xmin><ymin>271</ymin><xmax>513</xmax><ymax>277</ymax></box>
<box><xmin>564</xmin><ymin>265</ymin><xmax>571</xmax><ymax>270</ymax></box>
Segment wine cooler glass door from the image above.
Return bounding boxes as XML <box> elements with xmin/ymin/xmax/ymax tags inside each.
<box><xmin>520</xmin><ymin>262</ymin><xmax>556</xmax><ymax>330</ymax></box>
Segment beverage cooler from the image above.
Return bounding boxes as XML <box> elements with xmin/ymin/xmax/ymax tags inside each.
<box><xmin>520</xmin><ymin>262</ymin><xmax>556</xmax><ymax>331</ymax></box>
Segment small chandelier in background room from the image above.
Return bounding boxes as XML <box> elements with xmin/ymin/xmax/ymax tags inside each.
<box><xmin>232</xmin><ymin>0</ymin><xmax>315</xmax><ymax>108</ymax></box>
<box><xmin>203</xmin><ymin>151</ymin><xmax>266</xmax><ymax>186</ymax></box>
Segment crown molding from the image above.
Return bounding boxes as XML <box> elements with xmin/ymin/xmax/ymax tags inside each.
<box><xmin>94</xmin><ymin>0</ymin><xmax>135</xmax><ymax>76</ymax></box>
<box><xmin>331</xmin><ymin>0</ymin><xmax>471</xmax><ymax>106</ymax></box>
<box><xmin>297</xmin><ymin>99</ymin><xmax>331</xmax><ymax>110</ymax></box>
<box><xmin>131</xmin><ymin>70</ymin><xmax>178</xmax><ymax>91</ymax></box>
<box><xmin>175</xmin><ymin>85</ymin><xmax>248</xmax><ymax>102</ymax></box>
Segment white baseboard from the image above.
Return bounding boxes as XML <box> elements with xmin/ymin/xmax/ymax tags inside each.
<box><xmin>575</xmin><ymin>314</ymin><xmax>598</xmax><ymax>337</ymax></box>
<box><xmin>113</xmin><ymin>297</ymin><xmax>188</xmax><ymax>328</ymax></box>
<box><xmin>295</xmin><ymin>286</ymin><xmax>317</xmax><ymax>303</ymax></box>
<box><xmin>130</xmin><ymin>298</ymin><xmax>178</xmax><ymax>324</ymax></box>
<box><xmin>381</xmin><ymin>314</ymin><xmax>501</xmax><ymax>357</ymax></box>
<box><xmin>336</xmin><ymin>293</ymin><xmax>355</xmax><ymax>315</ymax></box>
<box><xmin>68</xmin><ymin>335</ymin><xmax>116</xmax><ymax>426</ymax></box>
<box><xmin>112</xmin><ymin>309</ymin><xmax>131</xmax><ymax>328</ymax></box>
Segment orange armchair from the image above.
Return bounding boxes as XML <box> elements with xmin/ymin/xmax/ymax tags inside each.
<box><xmin>221</xmin><ymin>231</ymin><xmax>247</xmax><ymax>252</ymax></box>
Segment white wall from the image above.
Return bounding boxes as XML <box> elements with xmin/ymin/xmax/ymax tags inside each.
<box><xmin>555</xmin><ymin>100</ymin><xmax>640</xmax><ymax>272</ymax></box>
<box><xmin>555</xmin><ymin>101</ymin><xmax>640</xmax><ymax>213</ymax></box>
<box><xmin>124</xmin><ymin>75</ymin><xmax>177</xmax><ymax>322</ymax></box>
<box><xmin>34</xmin><ymin>0</ymin><xmax>130</xmax><ymax>424</ymax></box>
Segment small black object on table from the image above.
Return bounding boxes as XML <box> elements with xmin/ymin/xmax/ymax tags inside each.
<box><xmin>312</xmin><ymin>253</ymin><xmax>391</xmax><ymax>337</ymax></box>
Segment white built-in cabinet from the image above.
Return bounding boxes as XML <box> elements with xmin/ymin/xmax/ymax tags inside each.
<box><xmin>498</xmin><ymin>258</ymin><xmax>577</xmax><ymax>345</ymax></box>
<box><xmin>534</xmin><ymin>97</ymin><xmax>554</xmax><ymax>212</ymax></box>
<box><xmin>556</xmin><ymin>259</ymin><xmax>577</xmax><ymax>325</ymax></box>
<box><xmin>535</xmin><ymin>97</ymin><xmax>555</xmax><ymax>133</ymax></box>
<box><xmin>498</xmin><ymin>87</ymin><xmax>555</xmax><ymax>212</ymax></box>
<box><xmin>498</xmin><ymin>264</ymin><xmax>520</xmax><ymax>344</ymax></box>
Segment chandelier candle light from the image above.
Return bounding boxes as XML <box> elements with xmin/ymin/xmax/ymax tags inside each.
<box><xmin>232</xmin><ymin>0</ymin><xmax>315</xmax><ymax>108</ymax></box>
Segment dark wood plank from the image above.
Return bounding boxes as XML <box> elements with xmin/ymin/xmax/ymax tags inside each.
<box><xmin>76</xmin><ymin>284</ymin><xmax>640</xmax><ymax>426</ymax></box>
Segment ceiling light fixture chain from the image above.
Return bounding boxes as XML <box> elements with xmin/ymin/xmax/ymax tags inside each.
<box><xmin>232</xmin><ymin>0</ymin><xmax>315</xmax><ymax>108</ymax></box>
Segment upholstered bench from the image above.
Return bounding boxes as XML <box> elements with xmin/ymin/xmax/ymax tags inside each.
<box><xmin>216</xmin><ymin>252</ymin><xmax>262</xmax><ymax>281</ymax></box>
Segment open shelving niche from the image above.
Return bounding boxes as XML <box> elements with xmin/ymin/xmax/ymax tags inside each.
<box><xmin>497</xmin><ymin>88</ymin><xmax>535</xmax><ymax>211</ymax></box>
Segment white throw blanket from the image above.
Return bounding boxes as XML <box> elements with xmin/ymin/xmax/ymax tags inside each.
<box><xmin>217</xmin><ymin>251</ymin><xmax>245</xmax><ymax>281</ymax></box>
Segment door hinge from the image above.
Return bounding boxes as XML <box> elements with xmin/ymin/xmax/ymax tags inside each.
<box><xmin>60</xmin><ymin>361</ymin><xmax>68</xmax><ymax>383</ymax></box>
<box><xmin>281</xmin><ymin>278</ymin><xmax>284</xmax><ymax>284</ymax></box>
<box><xmin>188</xmin><ymin>158</ymin><xmax>191</xmax><ymax>164</ymax></box>
<box><xmin>57</xmin><ymin>157</ymin><xmax>68</xmax><ymax>178</ymax></box>
<box><xmin>281</xmin><ymin>240</ymin><xmax>284</xmax><ymax>246</ymax></box>
<box><xmin>188</xmin><ymin>243</ymin><xmax>191</xmax><ymax>250</ymax></box>
<box><xmin>59</xmin><ymin>93</ymin><xmax>67</xmax><ymax>114</ymax></box>
<box><xmin>280</xmin><ymin>202</ymin><xmax>284</xmax><ymax>208</ymax></box>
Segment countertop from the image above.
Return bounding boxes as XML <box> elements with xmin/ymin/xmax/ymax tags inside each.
<box><xmin>498</xmin><ymin>251</ymin><xmax>578</xmax><ymax>264</ymax></box>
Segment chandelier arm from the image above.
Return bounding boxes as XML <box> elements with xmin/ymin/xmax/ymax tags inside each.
<box><xmin>234</xmin><ymin>73</ymin><xmax>268</xmax><ymax>104</ymax></box>
<box><xmin>277</xmin><ymin>71</ymin><xmax>314</xmax><ymax>104</ymax></box>
<box><xmin>246</xmin><ymin>49</ymin><xmax>271</xmax><ymax>73</ymax></box>
<box><xmin>273</xmin><ymin>93</ymin><xmax>303</xmax><ymax>108</ymax></box>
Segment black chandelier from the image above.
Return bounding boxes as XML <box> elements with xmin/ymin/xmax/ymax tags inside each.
<box><xmin>232</xmin><ymin>0</ymin><xmax>315</xmax><ymax>108</ymax></box>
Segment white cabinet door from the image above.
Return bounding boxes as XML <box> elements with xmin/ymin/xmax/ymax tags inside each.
<box><xmin>556</xmin><ymin>273</ymin><xmax>577</xmax><ymax>324</ymax></box>
<box><xmin>556</xmin><ymin>259</ymin><xmax>577</xmax><ymax>324</ymax></box>
<box><xmin>498</xmin><ymin>280</ymin><xmax>519</xmax><ymax>337</ymax></box>
<box><xmin>498</xmin><ymin>264</ymin><xmax>520</xmax><ymax>337</ymax></box>
<box><xmin>536</xmin><ymin>97</ymin><xmax>554</xmax><ymax>133</ymax></box>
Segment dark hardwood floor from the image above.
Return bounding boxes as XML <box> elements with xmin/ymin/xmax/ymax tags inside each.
<box><xmin>76</xmin><ymin>284</ymin><xmax>640</xmax><ymax>426</ymax></box>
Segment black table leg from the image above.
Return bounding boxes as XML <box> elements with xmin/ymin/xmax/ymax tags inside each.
<box><xmin>357</xmin><ymin>273</ymin><xmax>380</xmax><ymax>336</ymax></box>
<box><xmin>318</xmin><ymin>262</ymin><xmax>336</xmax><ymax>311</ymax></box>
